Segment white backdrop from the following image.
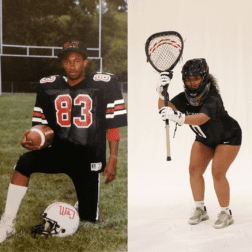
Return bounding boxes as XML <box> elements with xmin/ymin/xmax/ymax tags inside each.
<box><xmin>128</xmin><ymin>0</ymin><xmax>252</xmax><ymax>251</ymax></box>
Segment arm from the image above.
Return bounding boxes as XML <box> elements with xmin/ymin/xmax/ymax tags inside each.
<box><xmin>158</xmin><ymin>97</ymin><xmax>165</xmax><ymax>110</ymax></box>
<box><xmin>184</xmin><ymin>113</ymin><xmax>210</xmax><ymax>125</ymax></box>
<box><xmin>102</xmin><ymin>75</ymin><xmax>126</xmax><ymax>183</ymax></box>
<box><xmin>158</xmin><ymin>98</ymin><xmax>178</xmax><ymax>110</ymax></box>
<box><xmin>22</xmin><ymin>86</ymin><xmax>48</xmax><ymax>151</ymax></box>
<box><xmin>102</xmin><ymin>128</ymin><xmax>120</xmax><ymax>184</ymax></box>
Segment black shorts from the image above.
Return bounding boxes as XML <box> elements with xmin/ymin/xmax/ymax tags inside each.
<box><xmin>15</xmin><ymin>145</ymin><xmax>102</xmax><ymax>222</ymax></box>
<box><xmin>196</xmin><ymin>129</ymin><xmax>242</xmax><ymax>150</ymax></box>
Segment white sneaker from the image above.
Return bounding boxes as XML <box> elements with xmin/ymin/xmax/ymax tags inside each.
<box><xmin>0</xmin><ymin>215</ymin><xmax>16</xmax><ymax>243</ymax></box>
<box><xmin>188</xmin><ymin>206</ymin><xmax>209</xmax><ymax>225</ymax></box>
<box><xmin>213</xmin><ymin>210</ymin><xmax>234</xmax><ymax>229</ymax></box>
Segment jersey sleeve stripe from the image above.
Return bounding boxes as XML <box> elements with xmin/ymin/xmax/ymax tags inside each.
<box><xmin>34</xmin><ymin>107</ymin><xmax>44</xmax><ymax>113</ymax></box>
<box><xmin>115</xmin><ymin>104</ymin><xmax>126</xmax><ymax>110</ymax></box>
<box><xmin>106</xmin><ymin>104</ymin><xmax>126</xmax><ymax>114</ymax></box>
<box><xmin>114</xmin><ymin>99</ymin><xmax>125</xmax><ymax>105</ymax></box>
<box><xmin>107</xmin><ymin>99</ymin><xmax>125</xmax><ymax>108</ymax></box>
<box><xmin>106</xmin><ymin>110</ymin><xmax>127</xmax><ymax>119</ymax></box>
<box><xmin>33</xmin><ymin>112</ymin><xmax>46</xmax><ymax>119</ymax></box>
<box><xmin>106</xmin><ymin>109</ymin><xmax>114</xmax><ymax>114</ymax></box>
<box><xmin>32</xmin><ymin>117</ymin><xmax>48</xmax><ymax>124</ymax></box>
<box><xmin>32</xmin><ymin>107</ymin><xmax>48</xmax><ymax>124</ymax></box>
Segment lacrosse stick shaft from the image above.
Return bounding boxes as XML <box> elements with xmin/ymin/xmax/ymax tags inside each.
<box><xmin>163</xmin><ymin>85</ymin><xmax>171</xmax><ymax>161</ymax></box>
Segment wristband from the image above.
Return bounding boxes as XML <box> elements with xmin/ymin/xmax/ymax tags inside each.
<box><xmin>107</xmin><ymin>128</ymin><xmax>120</xmax><ymax>142</ymax></box>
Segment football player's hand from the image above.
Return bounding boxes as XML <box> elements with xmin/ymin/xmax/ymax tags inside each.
<box><xmin>156</xmin><ymin>72</ymin><xmax>172</xmax><ymax>100</ymax></box>
<box><xmin>21</xmin><ymin>130</ymin><xmax>42</xmax><ymax>151</ymax></box>
<box><xmin>102</xmin><ymin>156</ymin><xmax>117</xmax><ymax>184</ymax></box>
<box><xmin>159</xmin><ymin>106</ymin><xmax>185</xmax><ymax>126</ymax></box>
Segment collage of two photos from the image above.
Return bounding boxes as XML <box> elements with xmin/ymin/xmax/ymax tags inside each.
<box><xmin>0</xmin><ymin>0</ymin><xmax>252</xmax><ymax>251</ymax></box>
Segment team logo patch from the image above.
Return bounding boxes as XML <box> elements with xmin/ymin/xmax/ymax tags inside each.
<box><xmin>58</xmin><ymin>205</ymin><xmax>76</xmax><ymax>219</ymax></box>
<box><xmin>64</xmin><ymin>41</ymin><xmax>79</xmax><ymax>49</ymax></box>
<box><xmin>93</xmin><ymin>74</ymin><xmax>111</xmax><ymax>82</ymax></box>
<box><xmin>91</xmin><ymin>162</ymin><xmax>102</xmax><ymax>171</ymax></box>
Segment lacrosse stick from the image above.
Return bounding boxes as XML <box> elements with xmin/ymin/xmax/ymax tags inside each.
<box><xmin>145</xmin><ymin>31</ymin><xmax>184</xmax><ymax>161</ymax></box>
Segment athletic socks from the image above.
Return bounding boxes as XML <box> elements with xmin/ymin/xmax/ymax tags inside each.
<box><xmin>3</xmin><ymin>183</ymin><xmax>28</xmax><ymax>220</ymax></box>
<box><xmin>195</xmin><ymin>200</ymin><xmax>205</xmax><ymax>210</ymax></box>
<box><xmin>194</xmin><ymin>201</ymin><xmax>230</xmax><ymax>215</ymax></box>
<box><xmin>221</xmin><ymin>206</ymin><xmax>230</xmax><ymax>215</ymax></box>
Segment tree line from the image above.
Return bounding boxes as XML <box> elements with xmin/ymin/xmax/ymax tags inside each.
<box><xmin>2</xmin><ymin>0</ymin><xmax>127</xmax><ymax>83</ymax></box>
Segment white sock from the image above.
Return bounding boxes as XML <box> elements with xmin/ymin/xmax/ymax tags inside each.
<box><xmin>3</xmin><ymin>183</ymin><xmax>28</xmax><ymax>219</ymax></box>
<box><xmin>195</xmin><ymin>200</ymin><xmax>205</xmax><ymax>210</ymax></box>
<box><xmin>221</xmin><ymin>206</ymin><xmax>230</xmax><ymax>215</ymax></box>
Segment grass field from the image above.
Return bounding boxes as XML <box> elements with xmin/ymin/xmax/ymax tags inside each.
<box><xmin>0</xmin><ymin>93</ymin><xmax>127</xmax><ymax>252</ymax></box>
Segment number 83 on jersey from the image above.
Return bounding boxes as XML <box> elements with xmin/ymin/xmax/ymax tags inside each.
<box><xmin>55</xmin><ymin>94</ymin><xmax>93</xmax><ymax>128</ymax></box>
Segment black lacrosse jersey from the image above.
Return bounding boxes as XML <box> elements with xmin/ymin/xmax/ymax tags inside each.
<box><xmin>32</xmin><ymin>73</ymin><xmax>127</xmax><ymax>169</ymax></box>
<box><xmin>170</xmin><ymin>91</ymin><xmax>241</xmax><ymax>147</ymax></box>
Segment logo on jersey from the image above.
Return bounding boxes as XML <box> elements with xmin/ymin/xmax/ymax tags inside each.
<box><xmin>93</xmin><ymin>74</ymin><xmax>111</xmax><ymax>82</ymax></box>
<box><xmin>186</xmin><ymin>111</ymin><xmax>199</xmax><ymax>115</ymax></box>
<box><xmin>91</xmin><ymin>162</ymin><xmax>102</xmax><ymax>171</ymax></box>
<box><xmin>223</xmin><ymin>141</ymin><xmax>230</xmax><ymax>144</ymax></box>
<box><xmin>40</xmin><ymin>76</ymin><xmax>56</xmax><ymax>84</ymax></box>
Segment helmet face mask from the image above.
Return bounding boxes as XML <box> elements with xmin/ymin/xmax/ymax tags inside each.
<box><xmin>32</xmin><ymin>218</ymin><xmax>58</xmax><ymax>238</ymax></box>
<box><xmin>182</xmin><ymin>58</ymin><xmax>210</xmax><ymax>106</ymax></box>
<box><xmin>31</xmin><ymin>202</ymin><xmax>80</xmax><ymax>238</ymax></box>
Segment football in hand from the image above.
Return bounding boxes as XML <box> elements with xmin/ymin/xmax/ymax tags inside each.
<box><xmin>24</xmin><ymin>125</ymin><xmax>54</xmax><ymax>149</ymax></box>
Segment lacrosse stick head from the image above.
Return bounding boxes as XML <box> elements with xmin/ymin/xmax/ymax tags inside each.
<box><xmin>145</xmin><ymin>31</ymin><xmax>184</xmax><ymax>74</ymax></box>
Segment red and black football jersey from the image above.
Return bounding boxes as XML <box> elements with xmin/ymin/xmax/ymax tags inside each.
<box><xmin>170</xmin><ymin>91</ymin><xmax>241</xmax><ymax>147</ymax></box>
<box><xmin>32</xmin><ymin>72</ymin><xmax>127</xmax><ymax>167</ymax></box>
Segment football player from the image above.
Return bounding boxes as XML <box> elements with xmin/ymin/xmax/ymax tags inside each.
<box><xmin>158</xmin><ymin>58</ymin><xmax>241</xmax><ymax>229</ymax></box>
<box><xmin>0</xmin><ymin>40</ymin><xmax>127</xmax><ymax>242</ymax></box>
